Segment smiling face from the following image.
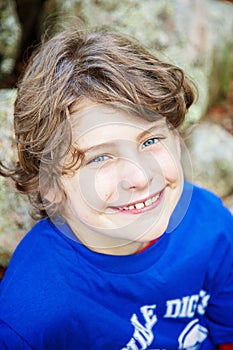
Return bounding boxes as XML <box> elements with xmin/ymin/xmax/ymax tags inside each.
<box><xmin>59</xmin><ymin>104</ymin><xmax>183</xmax><ymax>255</ymax></box>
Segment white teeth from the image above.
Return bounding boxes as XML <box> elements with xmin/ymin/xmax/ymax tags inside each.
<box><xmin>121</xmin><ymin>192</ymin><xmax>161</xmax><ymax>211</ymax></box>
<box><xmin>145</xmin><ymin>198</ymin><xmax>152</xmax><ymax>207</ymax></box>
<box><xmin>135</xmin><ymin>202</ymin><xmax>145</xmax><ymax>210</ymax></box>
<box><xmin>153</xmin><ymin>194</ymin><xmax>159</xmax><ymax>202</ymax></box>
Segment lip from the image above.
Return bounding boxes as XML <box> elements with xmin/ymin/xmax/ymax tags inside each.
<box><xmin>109</xmin><ymin>188</ymin><xmax>165</xmax><ymax>215</ymax></box>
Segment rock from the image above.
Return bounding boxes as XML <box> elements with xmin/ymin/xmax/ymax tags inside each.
<box><xmin>57</xmin><ymin>0</ymin><xmax>233</xmax><ymax>130</ymax></box>
<box><xmin>185</xmin><ymin>122</ymin><xmax>233</xmax><ymax>198</ymax></box>
<box><xmin>0</xmin><ymin>89</ymin><xmax>34</xmax><ymax>266</ymax></box>
<box><xmin>1</xmin><ymin>0</ymin><xmax>233</xmax><ymax>126</ymax></box>
<box><xmin>0</xmin><ymin>1</ymin><xmax>20</xmax><ymax>76</ymax></box>
<box><xmin>1</xmin><ymin>0</ymin><xmax>233</xmax><ymax>263</ymax></box>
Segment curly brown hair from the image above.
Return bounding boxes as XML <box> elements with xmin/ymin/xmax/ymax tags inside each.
<box><xmin>0</xmin><ymin>27</ymin><xmax>195</xmax><ymax>219</ymax></box>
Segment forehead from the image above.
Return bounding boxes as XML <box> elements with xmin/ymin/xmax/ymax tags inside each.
<box><xmin>70</xmin><ymin>104</ymin><xmax>167</xmax><ymax>146</ymax></box>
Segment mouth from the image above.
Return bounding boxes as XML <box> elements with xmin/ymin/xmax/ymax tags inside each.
<box><xmin>110</xmin><ymin>188</ymin><xmax>165</xmax><ymax>214</ymax></box>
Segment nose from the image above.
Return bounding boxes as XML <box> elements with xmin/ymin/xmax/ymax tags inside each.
<box><xmin>119</xmin><ymin>156</ymin><xmax>154</xmax><ymax>191</ymax></box>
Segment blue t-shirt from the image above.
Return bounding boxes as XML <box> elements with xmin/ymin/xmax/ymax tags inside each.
<box><xmin>0</xmin><ymin>182</ymin><xmax>232</xmax><ymax>349</ymax></box>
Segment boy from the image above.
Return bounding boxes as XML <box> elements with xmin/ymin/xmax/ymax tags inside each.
<box><xmin>0</xmin><ymin>27</ymin><xmax>232</xmax><ymax>350</ymax></box>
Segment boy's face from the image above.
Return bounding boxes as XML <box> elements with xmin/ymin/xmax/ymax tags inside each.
<box><xmin>60</xmin><ymin>104</ymin><xmax>183</xmax><ymax>255</ymax></box>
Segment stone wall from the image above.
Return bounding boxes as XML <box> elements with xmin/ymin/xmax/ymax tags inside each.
<box><xmin>0</xmin><ymin>90</ymin><xmax>34</xmax><ymax>267</ymax></box>
<box><xmin>0</xmin><ymin>0</ymin><xmax>233</xmax><ymax>265</ymax></box>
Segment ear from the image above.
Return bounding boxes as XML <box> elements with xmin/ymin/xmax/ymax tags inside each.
<box><xmin>43</xmin><ymin>188</ymin><xmax>63</xmax><ymax>204</ymax></box>
<box><xmin>40</xmin><ymin>176</ymin><xmax>64</xmax><ymax>204</ymax></box>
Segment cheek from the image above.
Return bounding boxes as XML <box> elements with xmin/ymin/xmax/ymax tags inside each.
<box><xmin>94</xmin><ymin>166</ymin><xmax>120</xmax><ymax>204</ymax></box>
<box><xmin>77</xmin><ymin>166</ymin><xmax>119</xmax><ymax>208</ymax></box>
<box><xmin>154</xmin><ymin>148</ymin><xmax>182</xmax><ymax>182</ymax></box>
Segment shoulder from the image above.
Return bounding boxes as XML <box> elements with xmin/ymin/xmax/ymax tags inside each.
<box><xmin>189</xmin><ymin>182</ymin><xmax>233</xmax><ymax>228</ymax></box>
<box><xmin>0</xmin><ymin>218</ymin><xmax>82</xmax><ymax>309</ymax></box>
<box><xmin>169</xmin><ymin>183</ymin><xmax>233</xmax><ymax>292</ymax></box>
<box><xmin>191</xmin><ymin>182</ymin><xmax>225</xmax><ymax>205</ymax></box>
<box><xmin>169</xmin><ymin>181</ymin><xmax>233</xmax><ymax>235</ymax></box>
<box><xmin>186</xmin><ymin>183</ymin><xmax>233</xmax><ymax>260</ymax></box>
<box><xmin>1</xmin><ymin>219</ymin><xmax>58</xmax><ymax>278</ymax></box>
<box><xmin>0</xmin><ymin>219</ymin><xmax>83</xmax><ymax>346</ymax></box>
<box><xmin>170</xmin><ymin>182</ymin><xmax>233</xmax><ymax>251</ymax></box>
<box><xmin>0</xmin><ymin>219</ymin><xmax>78</xmax><ymax>291</ymax></box>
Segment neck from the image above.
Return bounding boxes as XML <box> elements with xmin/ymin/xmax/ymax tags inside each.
<box><xmin>63</xmin><ymin>213</ymin><xmax>161</xmax><ymax>256</ymax></box>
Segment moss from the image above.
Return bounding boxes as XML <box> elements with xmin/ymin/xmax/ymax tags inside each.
<box><xmin>219</xmin><ymin>43</ymin><xmax>233</xmax><ymax>100</ymax></box>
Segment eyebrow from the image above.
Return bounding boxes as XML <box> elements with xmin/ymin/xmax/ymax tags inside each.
<box><xmin>136</xmin><ymin>122</ymin><xmax>167</xmax><ymax>142</ymax></box>
<box><xmin>81</xmin><ymin>141</ymin><xmax>119</xmax><ymax>154</ymax></box>
<box><xmin>77</xmin><ymin>120</ymin><xmax>167</xmax><ymax>154</ymax></box>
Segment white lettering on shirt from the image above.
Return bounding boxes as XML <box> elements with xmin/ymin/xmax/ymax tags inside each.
<box><xmin>164</xmin><ymin>290</ymin><xmax>210</xmax><ymax>318</ymax></box>
<box><xmin>121</xmin><ymin>290</ymin><xmax>210</xmax><ymax>349</ymax></box>
<box><xmin>121</xmin><ymin>304</ymin><xmax>157</xmax><ymax>350</ymax></box>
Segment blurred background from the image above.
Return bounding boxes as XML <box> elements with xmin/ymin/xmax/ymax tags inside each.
<box><xmin>0</xmin><ymin>0</ymin><xmax>233</xmax><ymax>273</ymax></box>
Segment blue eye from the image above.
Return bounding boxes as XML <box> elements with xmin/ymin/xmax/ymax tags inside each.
<box><xmin>91</xmin><ymin>155</ymin><xmax>109</xmax><ymax>163</ymax></box>
<box><xmin>142</xmin><ymin>138</ymin><xmax>159</xmax><ymax>148</ymax></box>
